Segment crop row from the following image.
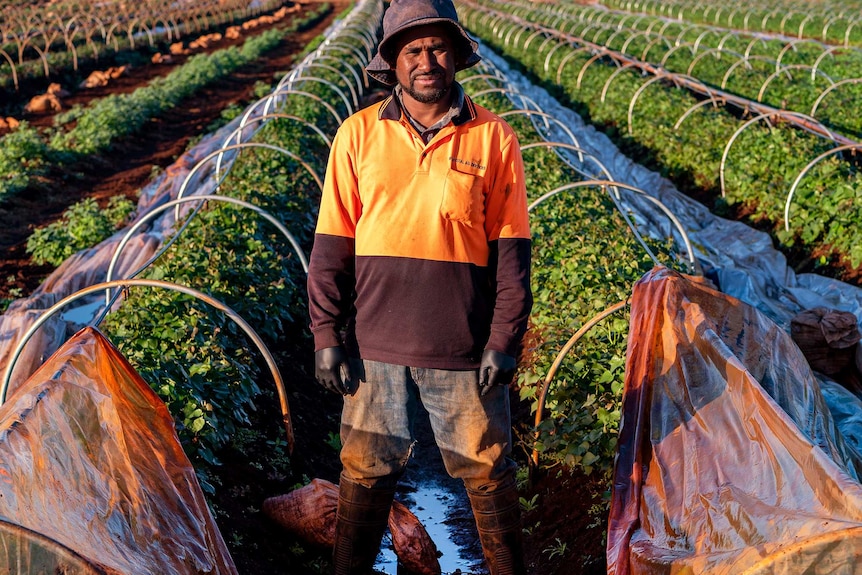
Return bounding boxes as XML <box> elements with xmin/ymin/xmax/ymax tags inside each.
<box><xmin>601</xmin><ymin>0</ymin><xmax>862</xmax><ymax>46</ymax></box>
<box><xmin>1</xmin><ymin>7</ymin><xmax>377</xmax><ymax>570</ymax></box>
<box><xmin>63</xmin><ymin>1</ymin><xmax>367</xmax><ymax>492</ymax></box>
<box><xmin>8</xmin><ymin>0</ymin><xmax>688</xmax><ymax>502</ymax></box>
<box><xmin>0</xmin><ymin>3</ymin><xmax>330</xmax><ymax>203</ymax></box>
<box><xmin>462</xmin><ymin>76</ymin><xmax>662</xmax><ymax>479</ymax></box>
<box><xmin>461</xmin><ymin>0</ymin><xmax>862</xmax><ymax>276</ymax></box>
<box><xmin>496</xmin><ymin>0</ymin><xmax>862</xmax><ymax>139</ymax></box>
<box><xmin>0</xmin><ymin>0</ymin><xmax>286</xmax><ymax>89</ymax></box>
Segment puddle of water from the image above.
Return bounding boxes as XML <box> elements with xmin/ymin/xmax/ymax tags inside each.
<box><xmin>374</xmin><ymin>477</ymin><xmax>485</xmax><ymax>574</ymax></box>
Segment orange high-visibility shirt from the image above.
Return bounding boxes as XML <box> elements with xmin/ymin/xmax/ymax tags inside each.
<box><xmin>308</xmin><ymin>91</ymin><xmax>532</xmax><ymax>369</ymax></box>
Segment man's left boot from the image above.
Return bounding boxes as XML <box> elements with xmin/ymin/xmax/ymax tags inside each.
<box><xmin>466</xmin><ymin>480</ymin><xmax>528</xmax><ymax>575</ymax></box>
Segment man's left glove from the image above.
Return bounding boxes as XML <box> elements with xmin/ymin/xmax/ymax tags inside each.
<box><xmin>478</xmin><ymin>349</ymin><xmax>517</xmax><ymax>397</ymax></box>
<box><xmin>314</xmin><ymin>345</ymin><xmax>357</xmax><ymax>396</ymax></box>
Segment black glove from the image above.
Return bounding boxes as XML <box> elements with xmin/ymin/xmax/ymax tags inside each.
<box><xmin>478</xmin><ymin>349</ymin><xmax>517</xmax><ymax>397</ymax></box>
<box><xmin>314</xmin><ymin>346</ymin><xmax>357</xmax><ymax>396</ymax></box>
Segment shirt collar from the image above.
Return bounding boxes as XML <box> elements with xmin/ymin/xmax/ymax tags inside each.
<box><xmin>378</xmin><ymin>82</ymin><xmax>476</xmax><ymax>128</ymax></box>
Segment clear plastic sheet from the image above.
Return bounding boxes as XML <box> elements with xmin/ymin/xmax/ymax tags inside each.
<box><xmin>0</xmin><ymin>519</ymin><xmax>115</xmax><ymax>574</ymax></box>
<box><xmin>0</xmin><ymin>138</ymin><xmax>226</xmax><ymax>392</ymax></box>
<box><xmin>0</xmin><ymin>233</ymin><xmax>162</xmax><ymax>396</ymax></box>
<box><xmin>0</xmin><ymin>327</ymin><xmax>237</xmax><ymax>575</ymax></box>
<box><xmin>608</xmin><ymin>267</ymin><xmax>862</xmax><ymax>575</ymax></box>
<box><xmin>477</xmin><ymin>42</ymin><xmax>862</xmax><ymax>466</ymax></box>
<box><xmin>479</xmin><ymin>44</ymin><xmax>862</xmax><ymax>329</ymax></box>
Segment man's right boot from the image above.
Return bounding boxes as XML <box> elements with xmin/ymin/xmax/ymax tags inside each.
<box><xmin>332</xmin><ymin>475</ymin><xmax>396</xmax><ymax>575</ymax></box>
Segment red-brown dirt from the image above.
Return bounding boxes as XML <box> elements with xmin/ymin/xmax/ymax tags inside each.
<box><xmin>0</xmin><ymin>2</ymin><xmax>608</xmax><ymax>573</ymax></box>
<box><xmin>0</xmin><ymin>1</ymin><xmax>339</xmax><ymax>302</ymax></box>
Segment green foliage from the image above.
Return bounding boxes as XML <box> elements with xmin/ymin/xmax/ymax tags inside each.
<box><xmin>0</xmin><ymin>4</ymin><xmax>330</xmax><ymax>206</ymax></box>
<box><xmin>0</xmin><ymin>0</ymin><xmax>289</xmax><ymax>91</ymax></box>
<box><xmin>92</xmin><ymin>15</ymin><xmax>338</xmax><ymax>486</ymax></box>
<box><xmin>49</xmin><ymin>7</ymin><xmax>331</xmax><ymax>155</ymax></box>
<box><xmin>600</xmin><ymin>0</ymin><xmax>862</xmax><ymax>47</ymax></box>
<box><xmin>467</xmin><ymin>86</ymin><xmax>680</xmax><ymax>483</ymax></box>
<box><xmin>50</xmin><ymin>31</ymin><xmax>280</xmax><ymax>154</ymax></box>
<box><xmin>297</xmin><ymin>2</ymin><xmax>339</xmax><ymax>58</ymax></box>
<box><xmin>519</xmin><ymin>494</ymin><xmax>540</xmax><ymax>512</ymax></box>
<box><xmin>325</xmin><ymin>431</ymin><xmax>342</xmax><ymax>451</ymax></box>
<box><xmin>204</xmin><ymin>99</ymin><xmax>252</xmax><ymax>135</ymax></box>
<box><xmin>26</xmin><ymin>196</ymin><xmax>136</xmax><ymax>266</ymax></box>
<box><xmin>100</xmin><ymin>104</ymin><xmax>328</xmax><ymax>486</ymax></box>
<box><xmin>0</xmin><ymin>122</ymin><xmax>50</xmax><ymax>201</ymax></box>
<box><xmin>543</xmin><ymin>538</ymin><xmax>568</xmax><ymax>560</ymax></box>
<box><xmin>461</xmin><ymin>0</ymin><xmax>862</xmax><ymax>280</ymax></box>
<box><xmin>1</xmin><ymin>276</ymin><xmax>23</xmax><ymax>313</ymax></box>
<box><xmin>6</xmin><ymin>0</ymin><xmax>338</xmax><ymax>519</ymax></box>
<box><xmin>53</xmin><ymin>105</ymin><xmax>86</xmax><ymax>127</ymax></box>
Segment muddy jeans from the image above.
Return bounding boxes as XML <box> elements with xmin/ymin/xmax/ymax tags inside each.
<box><xmin>339</xmin><ymin>359</ymin><xmax>517</xmax><ymax>493</ymax></box>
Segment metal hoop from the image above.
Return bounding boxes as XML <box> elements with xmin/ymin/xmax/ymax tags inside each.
<box><xmin>1</xmin><ymin>279</ymin><xmax>294</xmax><ymax>452</ymax></box>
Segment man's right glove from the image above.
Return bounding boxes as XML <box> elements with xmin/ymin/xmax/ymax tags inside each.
<box><xmin>314</xmin><ymin>346</ymin><xmax>357</xmax><ymax>396</ymax></box>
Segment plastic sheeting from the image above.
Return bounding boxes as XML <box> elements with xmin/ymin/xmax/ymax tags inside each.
<box><xmin>474</xmin><ymin>41</ymin><xmax>862</xmax><ymax>468</ymax></box>
<box><xmin>0</xmin><ymin>136</ymin><xmax>233</xmax><ymax>394</ymax></box>
<box><xmin>262</xmin><ymin>478</ymin><xmax>442</xmax><ymax>575</ymax></box>
<box><xmin>0</xmin><ymin>233</ymin><xmax>162</xmax><ymax>397</ymax></box>
<box><xmin>0</xmin><ymin>326</ymin><xmax>237</xmax><ymax>575</ymax></box>
<box><xmin>608</xmin><ymin>266</ymin><xmax>862</xmax><ymax>575</ymax></box>
<box><xmin>477</xmin><ymin>44</ymin><xmax>862</xmax><ymax>329</ymax></box>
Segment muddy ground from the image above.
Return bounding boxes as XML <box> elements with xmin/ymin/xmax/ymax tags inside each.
<box><xmin>0</xmin><ymin>1</ymin><xmax>607</xmax><ymax>573</ymax></box>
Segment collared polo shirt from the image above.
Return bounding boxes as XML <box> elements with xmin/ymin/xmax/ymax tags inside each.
<box><xmin>307</xmin><ymin>83</ymin><xmax>532</xmax><ymax>369</ymax></box>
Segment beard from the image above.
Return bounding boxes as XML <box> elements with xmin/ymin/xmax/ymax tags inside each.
<box><xmin>402</xmin><ymin>71</ymin><xmax>451</xmax><ymax>104</ymax></box>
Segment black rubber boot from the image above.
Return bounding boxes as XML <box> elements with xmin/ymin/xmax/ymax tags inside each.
<box><xmin>466</xmin><ymin>480</ymin><xmax>527</xmax><ymax>575</ymax></box>
<box><xmin>332</xmin><ymin>475</ymin><xmax>396</xmax><ymax>575</ymax></box>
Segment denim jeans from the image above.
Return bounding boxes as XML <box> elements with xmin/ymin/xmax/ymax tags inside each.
<box><xmin>340</xmin><ymin>359</ymin><xmax>517</xmax><ymax>493</ymax></box>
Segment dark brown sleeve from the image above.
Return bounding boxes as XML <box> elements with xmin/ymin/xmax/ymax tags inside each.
<box><xmin>307</xmin><ymin>233</ymin><xmax>356</xmax><ymax>351</ymax></box>
<box><xmin>486</xmin><ymin>237</ymin><xmax>532</xmax><ymax>356</ymax></box>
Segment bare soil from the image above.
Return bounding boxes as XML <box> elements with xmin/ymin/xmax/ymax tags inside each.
<box><xmin>0</xmin><ymin>2</ymin><xmax>607</xmax><ymax>573</ymax></box>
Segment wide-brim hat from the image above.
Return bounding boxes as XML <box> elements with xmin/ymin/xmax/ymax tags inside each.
<box><xmin>366</xmin><ymin>0</ymin><xmax>481</xmax><ymax>86</ymax></box>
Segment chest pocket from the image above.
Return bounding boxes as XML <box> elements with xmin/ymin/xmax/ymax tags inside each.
<box><xmin>441</xmin><ymin>168</ymin><xmax>484</xmax><ymax>226</ymax></box>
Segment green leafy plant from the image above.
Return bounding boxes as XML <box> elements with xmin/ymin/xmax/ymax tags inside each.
<box><xmin>519</xmin><ymin>494</ymin><xmax>540</xmax><ymax>513</ymax></box>
<box><xmin>0</xmin><ymin>276</ymin><xmax>23</xmax><ymax>313</ymax></box>
<box><xmin>26</xmin><ymin>195</ymin><xmax>136</xmax><ymax>266</ymax></box>
<box><xmin>0</xmin><ymin>122</ymin><xmax>50</xmax><ymax>201</ymax></box>
<box><xmin>325</xmin><ymin>431</ymin><xmax>342</xmax><ymax>452</ymax></box>
<box><xmin>0</xmin><ymin>3</ymin><xmax>331</xmax><ymax>205</ymax></box>
<box><xmin>543</xmin><ymin>538</ymin><xmax>568</xmax><ymax>560</ymax></box>
<box><xmin>461</xmin><ymin>0</ymin><xmax>862</xmax><ymax>279</ymax></box>
<box><xmin>465</xmin><ymin>87</ymin><xmax>676</xmax><ymax>490</ymax></box>
<box><xmin>99</xmin><ymin>95</ymin><xmax>330</xmax><ymax>487</ymax></box>
<box><xmin>0</xmin><ymin>0</ymin><xmax>290</xmax><ymax>90</ymax></box>
<box><xmin>51</xmin><ymin>29</ymin><xmax>283</xmax><ymax>155</ymax></box>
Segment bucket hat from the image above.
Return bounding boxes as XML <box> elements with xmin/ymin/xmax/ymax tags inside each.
<box><xmin>366</xmin><ymin>0</ymin><xmax>481</xmax><ymax>86</ymax></box>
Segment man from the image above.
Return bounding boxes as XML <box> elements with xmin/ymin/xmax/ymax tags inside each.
<box><xmin>306</xmin><ymin>0</ymin><xmax>532</xmax><ymax>572</ymax></box>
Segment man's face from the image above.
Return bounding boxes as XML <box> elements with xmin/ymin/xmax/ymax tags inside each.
<box><xmin>393</xmin><ymin>24</ymin><xmax>457</xmax><ymax>105</ymax></box>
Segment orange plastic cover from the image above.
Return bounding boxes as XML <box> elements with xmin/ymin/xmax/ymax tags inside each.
<box><xmin>0</xmin><ymin>327</ymin><xmax>237</xmax><ymax>575</ymax></box>
<box><xmin>608</xmin><ymin>267</ymin><xmax>862</xmax><ymax>575</ymax></box>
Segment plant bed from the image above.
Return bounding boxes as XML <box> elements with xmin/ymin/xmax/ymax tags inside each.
<box><xmin>0</xmin><ymin>1</ymin><xmax>674</xmax><ymax>572</ymax></box>
<box><xmin>0</xmin><ymin>0</ymin><xmax>346</xmax><ymax>308</ymax></box>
